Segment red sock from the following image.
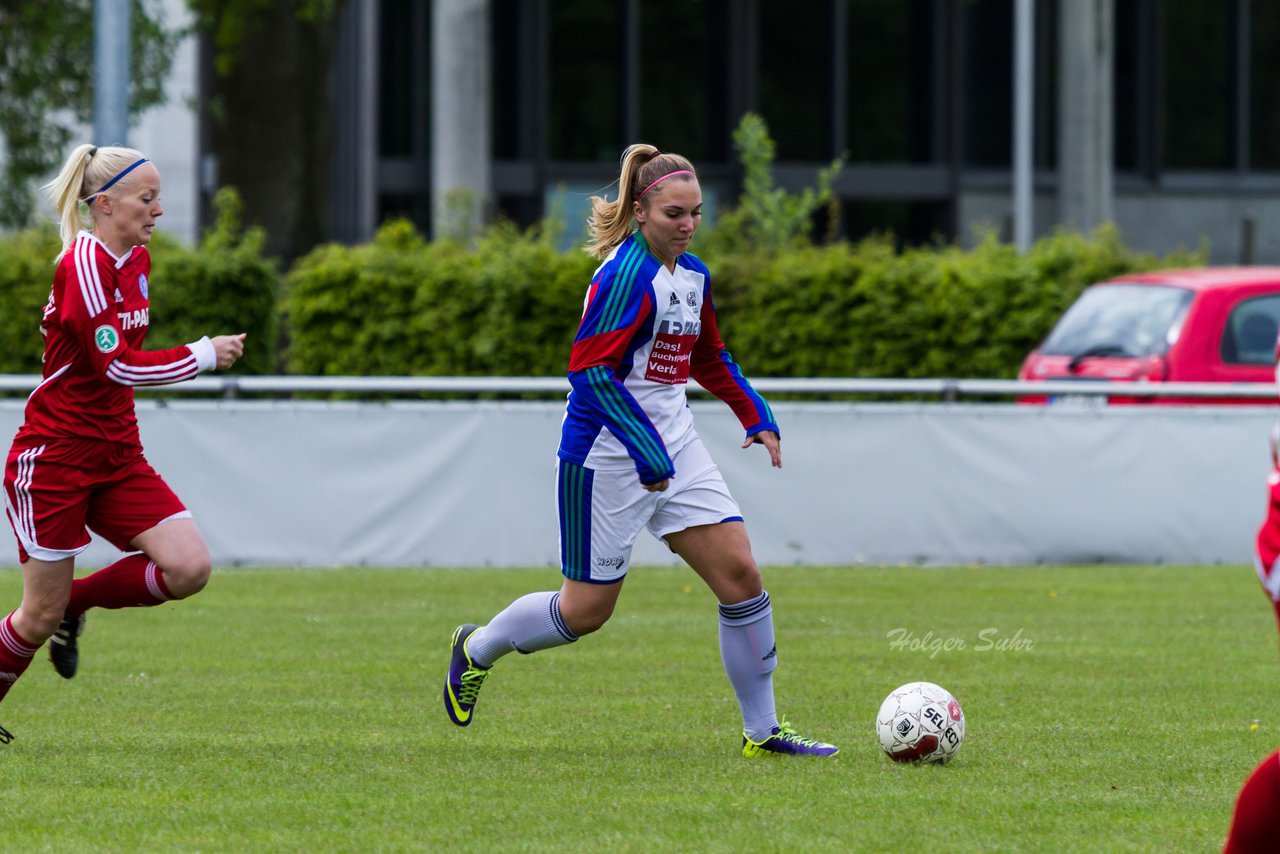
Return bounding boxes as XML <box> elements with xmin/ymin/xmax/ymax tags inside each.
<box><xmin>66</xmin><ymin>554</ymin><xmax>173</xmax><ymax>617</ymax></box>
<box><xmin>1225</xmin><ymin>750</ymin><xmax>1280</xmax><ymax>853</ymax></box>
<box><xmin>0</xmin><ymin>612</ymin><xmax>39</xmax><ymax>704</ymax></box>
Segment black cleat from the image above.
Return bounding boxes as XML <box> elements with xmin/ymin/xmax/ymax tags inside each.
<box><xmin>0</xmin><ymin>723</ymin><xmax>13</xmax><ymax>745</ymax></box>
<box><xmin>48</xmin><ymin>613</ymin><xmax>85</xmax><ymax>679</ymax></box>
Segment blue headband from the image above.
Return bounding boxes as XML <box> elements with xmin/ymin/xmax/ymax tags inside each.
<box><xmin>86</xmin><ymin>157</ymin><xmax>149</xmax><ymax>202</ymax></box>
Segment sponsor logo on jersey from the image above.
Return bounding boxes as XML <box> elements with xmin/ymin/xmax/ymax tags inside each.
<box><xmin>686</xmin><ymin>290</ymin><xmax>698</xmax><ymax>307</ymax></box>
<box><xmin>645</xmin><ymin>331</ymin><xmax>695</xmax><ymax>385</ymax></box>
<box><xmin>117</xmin><ymin>308</ymin><xmax>150</xmax><ymax>331</ymax></box>
<box><xmin>114</xmin><ymin>288</ymin><xmax>124</xmax><ymax>303</ymax></box>
<box><xmin>138</xmin><ymin>273</ymin><xmax>149</xmax><ymax>299</ymax></box>
<box><xmin>94</xmin><ymin>325</ymin><xmax>120</xmax><ymax>353</ymax></box>
<box><xmin>668</xmin><ymin>292</ymin><xmax>680</xmax><ymax>307</ymax></box>
<box><xmin>595</xmin><ymin>556</ymin><xmax>625</xmax><ymax>569</ymax></box>
<box><xmin>657</xmin><ymin>319</ymin><xmax>700</xmax><ymax>337</ymax></box>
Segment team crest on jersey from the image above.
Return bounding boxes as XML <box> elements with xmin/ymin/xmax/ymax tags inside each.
<box><xmin>138</xmin><ymin>273</ymin><xmax>149</xmax><ymax>299</ymax></box>
<box><xmin>94</xmin><ymin>325</ymin><xmax>120</xmax><ymax>353</ymax></box>
<box><xmin>686</xmin><ymin>290</ymin><xmax>697</xmax><ymax>307</ymax></box>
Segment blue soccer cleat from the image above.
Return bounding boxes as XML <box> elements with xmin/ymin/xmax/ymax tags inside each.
<box><xmin>443</xmin><ymin>624</ymin><xmax>490</xmax><ymax>727</ymax></box>
<box><xmin>742</xmin><ymin>721</ymin><xmax>839</xmax><ymax>758</ymax></box>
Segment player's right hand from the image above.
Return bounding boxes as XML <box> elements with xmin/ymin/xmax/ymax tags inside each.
<box><xmin>210</xmin><ymin>333</ymin><xmax>247</xmax><ymax>370</ymax></box>
<box><xmin>642</xmin><ymin>478</ymin><xmax>669</xmax><ymax>493</ymax></box>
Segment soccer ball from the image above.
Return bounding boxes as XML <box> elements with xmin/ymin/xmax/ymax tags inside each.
<box><xmin>876</xmin><ymin>681</ymin><xmax>965</xmax><ymax>763</ymax></box>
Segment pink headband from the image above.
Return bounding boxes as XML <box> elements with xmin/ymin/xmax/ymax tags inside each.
<box><xmin>638</xmin><ymin>169</ymin><xmax>694</xmax><ymax>199</ymax></box>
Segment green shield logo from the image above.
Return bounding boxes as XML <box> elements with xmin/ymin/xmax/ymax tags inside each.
<box><xmin>94</xmin><ymin>325</ymin><xmax>120</xmax><ymax>353</ymax></box>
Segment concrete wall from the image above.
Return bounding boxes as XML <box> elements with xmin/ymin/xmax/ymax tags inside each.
<box><xmin>960</xmin><ymin>189</ymin><xmax>1280</xmax><ymax>265</ymax></box>
<box><xmin>1</xmin><ymin>400</ymin><xmax>1272</xmax><ymax>570</ymax></box>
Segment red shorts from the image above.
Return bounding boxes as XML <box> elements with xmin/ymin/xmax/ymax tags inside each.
<box><xmin>3</xmin><ymin>436</ymin><xmax>189</xmax><ymax>563</ymax></box>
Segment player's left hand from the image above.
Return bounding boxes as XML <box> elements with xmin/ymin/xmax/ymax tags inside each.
<box><xmin>743</xmin><ymin>430</ymin><xmax>781</xmax><ymax>469</ymax></box>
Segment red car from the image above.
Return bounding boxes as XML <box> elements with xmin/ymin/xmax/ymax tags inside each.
<box><xmin>1018</xmin><ymin>267</ymin><xmax>1280</xmax><ymax>404</ymax></box>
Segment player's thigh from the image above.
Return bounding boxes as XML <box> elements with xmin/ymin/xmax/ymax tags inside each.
<box><xmin>87</xmin><ymin>455</ymin><xmax>194</xmax><ymax>553</ymax></box>
<box><xmin>18</xmin><ymin>556</ymin><xmax>76</xmax><ymax>635</ymax></box>
<box><xmin>556</xmin><ymin>459</ymin><xmax>656</xmax><ymax>585</ymax></box>
<box><xmin>649</xmin><ymin>439</ymin><xmax>761</xmax><ymax>604</ymax></box>
<box><xmin>666</xmin><ymin>521</ymin><xmax>762</xmax><ymax>605</ymax></box>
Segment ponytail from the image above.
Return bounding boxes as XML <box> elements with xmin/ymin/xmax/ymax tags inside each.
<box><xmin>42</xmin><ymin>144</ymin><xmax>149</xmax><ymax>261</ymax></box>
<box><xmin>585</xmin><ymin>143</ymin><xmax>697</xmax><ymax>259</ymax></box>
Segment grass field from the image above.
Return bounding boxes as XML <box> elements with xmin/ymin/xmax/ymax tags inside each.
<box><xmin>0</xmin><ymin>563</ymin><xmax>1274</xmax><ymax>852</ymax></box>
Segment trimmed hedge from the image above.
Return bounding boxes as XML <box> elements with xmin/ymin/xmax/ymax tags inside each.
<box><xmin>282</xmin><ymin>220</ymin><xmax>595</xmax><ymax>376</ymax></box>
<box><xmin>703</xmin><ymin>224</ymin><xmax>1205</xmax><ymax>379</ymax></box>
<box><xmin>0</xmin><ymin>227</ymin><xmax>61</xmax><ymax>373</ymax></box>
<box><xmin>284</xmin><ymin>220</ymin><xmax>1204</xmax><ymax>380</ymax></box>
<box><xmin>0</xmin><ymin>189</ymin><xmax>279</xmax><ymax>376</ymax></box>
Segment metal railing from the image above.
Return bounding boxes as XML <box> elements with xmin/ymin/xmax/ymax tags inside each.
<box><xmin>0</xmin><ymin>374</ymin><xmax>1277</xmax><ymax>401</ymax></box>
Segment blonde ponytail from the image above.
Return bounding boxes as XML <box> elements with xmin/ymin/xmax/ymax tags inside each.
<box><xmin>585</xmin><ymin>143</ymin><xmax>697</xmax><ymax>259</ymax></box>
<box><xmin>42</xmin><ymin>144</ymin><xmax>148</xmax><ymax>261</ymax></box>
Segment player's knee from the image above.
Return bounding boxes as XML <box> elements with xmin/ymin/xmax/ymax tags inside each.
<box><xmin>719</xmin><ymin>561</ymin><xmax>763</xmax><ymax>603</ymax></box>
<box><xmin>158</xmin><ymin>545</ymin><xmax>211</xmax><ymax>599</ymax></box>
<box><xmin>19</xmin><ymin>600</ymin><xmax>68</xmax><ymax>643</ymax></box>
<box><xmin>562</xmin><ymin>600</ymin><xmax>615</xmax><ymax>636</ymax></box>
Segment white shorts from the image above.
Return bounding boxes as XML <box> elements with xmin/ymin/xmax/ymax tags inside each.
<box><xmin>556</xmin><ymin>436</ymin><xmax>742</xmax><ymax>584</ymax></box>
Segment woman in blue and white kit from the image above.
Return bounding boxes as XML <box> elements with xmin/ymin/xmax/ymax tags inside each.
<box><xmin>443</xmin><ymin>144</ymin><xmax>837</xmax><ymax>758</ymax></box>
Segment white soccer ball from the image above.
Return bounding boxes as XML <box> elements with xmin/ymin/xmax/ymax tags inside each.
<box><xmin>876</xmin><ymin>681</ymin><xmax>965</xmax><ymax>763</ymax></box>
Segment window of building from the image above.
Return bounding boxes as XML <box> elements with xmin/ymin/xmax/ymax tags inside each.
<box><xmin>548</xmin><ymin>0</ymin><xmax>624</xmax><ymax>161</ymax></box>
<box><xmin>639</xmin><ymin>0</ymin><xmax>727</xmax><ymax>161</ymax></box>
<box><xmin>1162</xmin><ymin>2</ymin><xmax>1233</xmax><ymax>169</ymax></box>
<box><xmin>378</xmin><ymin>0</ymin><xmax>429</xmax><ymax>159</ymax></box>
<box><xmin>1250</xmin><ymin>4</ymin><xmax>1280</xmax><ymax>170</ymax></box>
<box><xmin>961</xmin><ymin>0</ymin><xmax>1012</xmax><ymax>167</ymax></box>
<box><xmin>847</xmin><ymin>0</ymin><xmax>937</xmax><ymax>163</ymax></box>
<box><xmin>491</xmin><ymin>2</ymin><xmax>530</xmax><ymax>160</ymax></box>
<box><xmin>840</xmin><ymin>199</ymin><xmax>953</xmax><ymax>248</ymax></box>
<box><xmin>758</xmin><ymin>1</ymin><xmax>835</xmax><ymax>160</ymax></box>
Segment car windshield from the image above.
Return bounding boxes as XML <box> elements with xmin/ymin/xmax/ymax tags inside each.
<box><xmin>1038</xmin><ymin>283</ymin><xmax>1194</xmax><ymax>358</ymax></box>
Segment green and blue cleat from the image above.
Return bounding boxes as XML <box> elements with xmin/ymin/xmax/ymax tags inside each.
<box><xmin>443</xmin><ymin>624</ymin><xmax>490</xmax><ymax>727</ymax></box>
<box><xmin>742</xmin><ymin>721</ymin><xmax>839</xmax><ymax>758</ymax></box>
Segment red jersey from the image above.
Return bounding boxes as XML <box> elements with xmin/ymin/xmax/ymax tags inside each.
<box><xmin>15</xmin><ymin>231</ymin><xmax>214</xmax><ymax>449</ymax></box>
<box><xmin>1257</xmin><ymin>469</ymin><xmax>1280</xmax><ymax>573</ymax></box>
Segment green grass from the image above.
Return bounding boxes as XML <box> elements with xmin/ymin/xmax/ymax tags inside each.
<box><xmin>0</xmin><ymin>564</ymin><xmax>1274</xmax><ymax>852</ymax></box>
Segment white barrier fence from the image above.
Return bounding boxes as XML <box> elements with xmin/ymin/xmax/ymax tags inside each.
<box><xmin>0</xmin><ymin>377</ymin><xmax>1275</xmax><ymax>568</ymax></box>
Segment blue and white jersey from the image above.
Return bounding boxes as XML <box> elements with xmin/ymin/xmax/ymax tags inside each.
<box><xmin>558</xmin><ymin>232</ymin><xmax>777</xmax><ymax>485</ymax></box>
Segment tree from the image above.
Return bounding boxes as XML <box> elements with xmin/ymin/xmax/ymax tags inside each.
<box><xmin>188</xmin><ymin>0</ymin><xmax>343</xmax><ymax>262</ymax></box>
<box><xmin>0</xmin><ymin>0</ymin><xmax>176</xmax><ymax>228</ymax></box>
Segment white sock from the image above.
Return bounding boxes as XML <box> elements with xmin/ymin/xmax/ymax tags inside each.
<box><xmin>718</xmin><ymin>590</ymin><xmax>779</xmax><ymax>741</ymax></box>
<box><xmin>466</xmin><ymin>591</ymin><xmax>578</xmax><ymax>667</ymax></box>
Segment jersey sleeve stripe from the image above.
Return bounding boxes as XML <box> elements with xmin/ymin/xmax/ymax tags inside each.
<box><xmin>600</xmin><ymin>243</ymin><xmax>644</xmax><ymax>333</ymax></box>
<box><xmin>105</xmin><ymin>356</ymin><xmax>200</xmax><ymax>386</ymax></box>
<box><xmin>583</xmin><ymin>365</ymin><xmax>670</xmax><ymax>474</ymax></box>
<box><xmin>73</xmin><ymin>235</ymin><xmax>109</xmax><ymax>317</ymax></box>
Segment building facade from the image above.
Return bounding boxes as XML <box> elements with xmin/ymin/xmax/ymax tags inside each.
<box><xmin>169</xmin><ymin>0</ymin><xmax>1280</xmax><ymax>264</ymax></box>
